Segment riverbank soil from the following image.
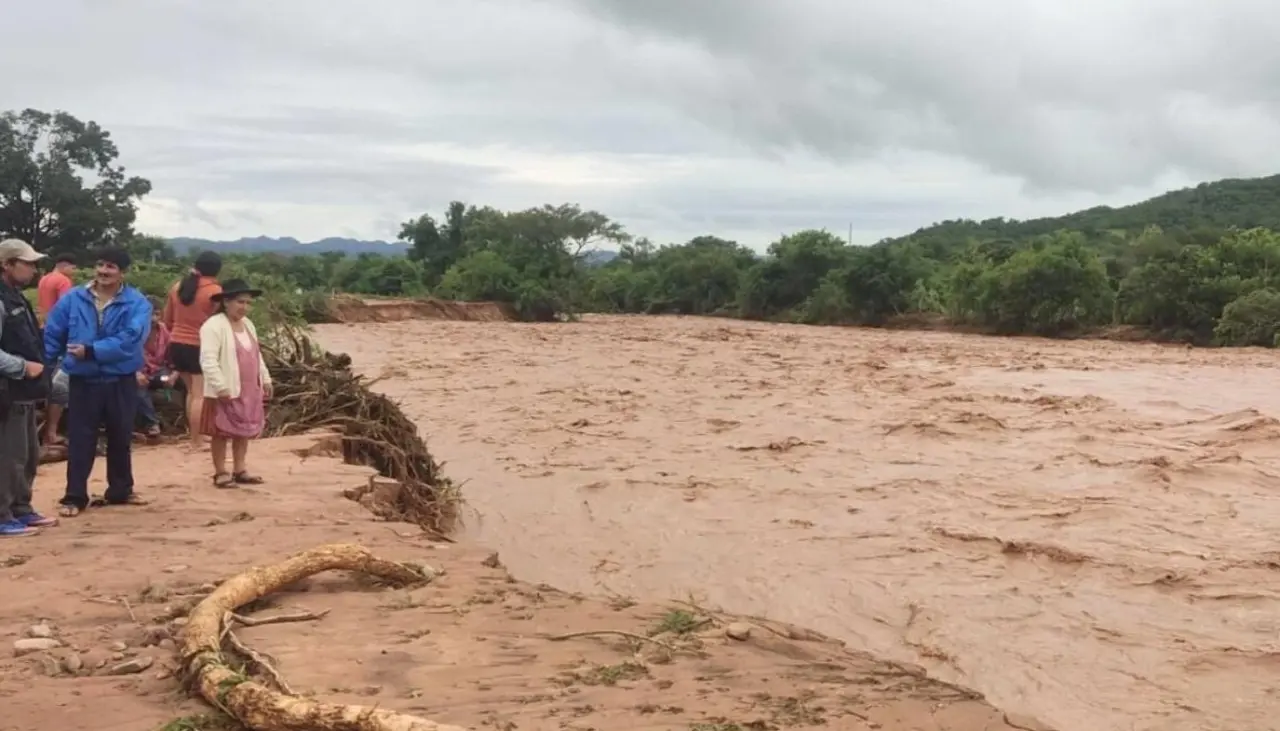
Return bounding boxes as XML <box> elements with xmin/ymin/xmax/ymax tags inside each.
<box><xmin>315</xmin><ymin>314</ymin><xmax>1280</xmax><ymax>731</ymax></box>
<box><xmin>1</xmin><ymin>431</ymin><xmax>1023</xmax><ymax>731</ymax></box>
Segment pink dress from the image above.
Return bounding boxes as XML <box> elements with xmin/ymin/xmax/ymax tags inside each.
<box><xmin>210</xmin><ymin>330</ymin><xmax>265</xmax><ymax>438</ymax></box>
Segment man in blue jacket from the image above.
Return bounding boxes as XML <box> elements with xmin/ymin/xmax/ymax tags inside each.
<box><xmin>44</xmin><ymin>247</ymin><xmax>152</xmax><ymax>517</ymax></box>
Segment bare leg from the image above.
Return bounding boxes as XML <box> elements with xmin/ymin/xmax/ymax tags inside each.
<box><xmin>231</xmin><ymin>438</ymin><xmax>249</xmax><ymax>474</ymax></box>
<box><xmin>182</xmin><ymin>373</ymin><xmax>205</xmax><ymax>448</ymax></box>
<box><xmin>42</xmin><ymin>404</ymin><xmax>63</xmax><ymax>444</ymax></box>
<box><xmin>230</xmin><ymin>438</ymin><xmax>263</xmax><ymax>484</ymax></box>
<box><xmin>211</xmin><ymin>436</ymin><xmax>228</xmax><ymax>477</ymax></box>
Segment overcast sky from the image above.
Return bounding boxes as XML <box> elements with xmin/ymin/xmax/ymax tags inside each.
<box><xmin>4</xmin><ymin>0</ymin><xmax>1279</xmax><ymax>250</ymax></box>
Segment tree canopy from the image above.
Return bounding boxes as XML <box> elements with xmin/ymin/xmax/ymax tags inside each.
<box><xmin>0</xmin><ymin>109</ymin><xmax>151</xmax><ymax>258</ymax></box>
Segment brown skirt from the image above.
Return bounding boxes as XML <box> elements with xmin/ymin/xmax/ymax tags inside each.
<box><xmin>199</xmin><ymin>397</ymin><xmax>224</xmax><ymax>438</ymax></box>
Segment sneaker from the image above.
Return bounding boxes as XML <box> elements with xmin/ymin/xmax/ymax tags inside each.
<box><xmin>0</xmin><ymin>519</ymin><xmax>39</xmax><ymax>537</ymax></box>
<box><xmin>18</xmin><ymin>513</ymin><xmax>57</xmax><ymax>528</ymax></box>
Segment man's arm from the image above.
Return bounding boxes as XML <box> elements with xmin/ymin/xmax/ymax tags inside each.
<box><xmin>86</xmin><ymin>297</ymin><xmax>152</xmax><ymax>363</ymax></box>
<box><xmin>0</xmin><ymin>306</ymin><xmax>26</xmax><ymax>379</ymax></box>
<box><xmin>43</xmin><ymin>295</ymin><xmax>70</xmax><ymax>364</ymax></box>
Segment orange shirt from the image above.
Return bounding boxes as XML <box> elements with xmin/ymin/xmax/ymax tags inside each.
<box><xmin>36</xmin><ymin>270</ymin><xmax>73</xmax><ymax>323</ymax></box>
<box><xmin>163</xmin><ymin>277</ymin><xmax>222</xmax><ymax>345</ymax></box>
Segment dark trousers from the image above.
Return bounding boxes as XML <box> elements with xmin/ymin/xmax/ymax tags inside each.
<box><xmin>0</xmin><ymin>402</ymin><xmax>38</xmax><ymax>522</ymax></box>
<box><xmin>62</xmin><ymin>376</ymin><xmax>138</xmax><ymax>509</ymax></box>
<box><xmin>136</xmin><ymin>370</ymin><xmax>171</xmax><ymax>429</ymax></box>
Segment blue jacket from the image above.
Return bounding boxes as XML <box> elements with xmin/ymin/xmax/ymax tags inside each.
<box><xmin>44</xmin><ymin>284</ymin><xmax>152</xmax><ymax>379</ymax></box>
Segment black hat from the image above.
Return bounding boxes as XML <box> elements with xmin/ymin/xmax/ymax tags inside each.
<box><xmin>211</xmin><ymin>278</ymin><xmax>263</xmax><ymax>301</ymax></box>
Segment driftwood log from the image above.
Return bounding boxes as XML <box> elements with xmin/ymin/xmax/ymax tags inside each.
<box><xmin>178</xmin><ymin>543</ymin><xmax>468</xmax><ymax>731</ymax></box>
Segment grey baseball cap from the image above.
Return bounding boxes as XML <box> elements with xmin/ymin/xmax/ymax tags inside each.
<box><xmin>0</xmin><ymin>238</ymin><xmax>45</xmax><ymax>263</ymax></box>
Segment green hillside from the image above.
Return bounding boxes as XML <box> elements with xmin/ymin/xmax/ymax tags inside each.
<box><xmin>574</xmin><ymin>173</ymin><xmax>1280</xmax><ymax>345</ymax></box>
<box><xmin>883</xmin><ymin>174</ymin><xmax>1280</xmax><ymax>259</ymax></box>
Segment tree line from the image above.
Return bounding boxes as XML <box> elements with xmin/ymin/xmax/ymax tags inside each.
<box><xmin>5</xmin><ymin>107</ymin><xmax>1280</xmax><ymax>346</ymax></box>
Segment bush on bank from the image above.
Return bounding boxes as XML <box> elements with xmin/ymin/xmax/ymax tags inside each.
<box><xmin>30</xmin><ymin>222</ymin><xmax>1280</xmax><ymax>348</ymax></box>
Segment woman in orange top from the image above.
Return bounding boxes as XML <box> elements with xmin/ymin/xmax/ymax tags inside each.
<box><xmin>163</xmin><ymin>251</ymin><xmax>222</xmax><ymax>448</ymax></box>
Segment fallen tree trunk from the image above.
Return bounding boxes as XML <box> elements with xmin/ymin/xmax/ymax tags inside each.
<box><xmin>178</xmin><ymin>543</ymin><xmax>469</xmax><ymax>731</ymax></box>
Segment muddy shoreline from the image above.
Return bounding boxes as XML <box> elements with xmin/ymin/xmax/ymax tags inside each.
<box><xmin>3</xmin><ymin>432</ymin><xmax>1022</xmax><ymax>731</ymax></box>
<box><xmin>317</xmin><ymin>314</ymin><xmax>1278</xmax><ymax>731</ymax></box>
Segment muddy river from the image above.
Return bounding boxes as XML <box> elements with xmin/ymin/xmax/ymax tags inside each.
<box><xmin>315</xmin><ymin>315</ymin><xmax>1280</xmax><ymax>731</ymax></box>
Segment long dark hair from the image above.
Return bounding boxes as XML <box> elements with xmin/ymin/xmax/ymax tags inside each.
<box><xmin>177</xmin><ymin>251</ymin><xmax>222</xmax><ymax>305</ymax></box>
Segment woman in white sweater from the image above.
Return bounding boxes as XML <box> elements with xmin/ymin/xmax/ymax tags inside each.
<box><xmin>198</xmin><ymin>279</ymin><xmax>272</xmax><ymax>488</ymax></box>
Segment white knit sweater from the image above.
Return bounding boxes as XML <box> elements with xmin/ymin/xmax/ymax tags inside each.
<box><xmin>198</xmin><ymin>313</ymin><xmax>272</xmax><ymax>399</ymax></box>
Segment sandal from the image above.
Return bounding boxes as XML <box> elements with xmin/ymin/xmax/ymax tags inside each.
<box><xmin>213</xmin><ymin>473</ymin><xmax>237</xmax><ymax>489</ymax></box>
<box><xmin>57</xmin><ymin>504</ymin><xmax>82</xmax><ymax>518</ymax></box>
<box><xmin>233</xmin><ymin>472</ymin><xmax>264</xmax><ymax>485</ymax></box>
<box><xmin>89</xmin><ymin>494</ymin><xmax>150</xmax><ymax>507</ymax></box>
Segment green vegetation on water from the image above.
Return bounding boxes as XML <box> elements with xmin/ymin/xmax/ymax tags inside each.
<box><xmin>6</xmin><ymin>107</ymin><xmax>1280</xmax><ymax>346</ymax></box>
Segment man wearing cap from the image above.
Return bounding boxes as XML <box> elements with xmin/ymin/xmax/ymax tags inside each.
<box><xmin>44</xmin><ymin>247</ymin><xmax>153</xmax><ymax>517</ymax></box>
<box><xmin>0</xmin><ymin>238</ymin><xmax>58</xmax><ymax>536</ymax></box>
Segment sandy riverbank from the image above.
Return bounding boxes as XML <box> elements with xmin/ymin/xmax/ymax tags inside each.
<box><xmin>3</xmin><ymin>430</ymin><xmax>1023</xmax><ymax>731</ymax></box>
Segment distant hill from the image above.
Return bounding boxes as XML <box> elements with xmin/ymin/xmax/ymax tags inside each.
<box><xmin>168</xmin><ymin>236</ymin><xmax>408</xmax><ymax>257</ymax></box>
<box><xmin>167</xmin><ymin>236</ymin><xmax>619</xmax><ymax>265</ymax></box>
<box><xmin>883</xmin><ymin>174</ymin><xmax>1280</xmax><ymax>255</ymax></box>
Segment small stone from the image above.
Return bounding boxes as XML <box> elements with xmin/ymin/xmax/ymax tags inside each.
<box><xmin>170</xmin><ymin>617</ymin><xmax>188</xmax><ymax>627</ymax></box>
<box><xmin>481</xmin><ymin>552</ymin><xmax>502</xmax><ymax>568</ymax></box>
<box><xmin>725</xmin><ymin>622</ymin><xmax>753</xmax><ymax>641</ymax></box>
<box><xmin>13</xmin><ymin>638</ymin><xmax>62</xmax><ymax>656</ymax></box>
<box><xmin>158</xmin><ymin>638</ymin><xmax>176</xmax><ymax>651</ymax></box>
<box><xmin>108</xmin><ymin>641</ymin><xmax>127</xmax><ymax>652</ymax></box>
<box><xmin>163</xmin><ymin>564</ymin><xmax>188</xmax><ymax>574</ymax></box>
<box><xmin>111</xmin><ymin>652</ymin><xmax>125</xmax><ymax>661</ymax></box>
<box><xmin>80</xmin><ymin>648</ymin><xmax>108</xmax><ymax>668</ymax></box>
<box><xmin>37</xmin><ymin>654</ymin><xmax>62</xmax><ymax>676</ymax></box>
<box><xmin>154</xmin><ymin>668</ymin><xmax>172</xmax><ymax>680</ymax></box>
<box><xmin>198</xmin><ymin>583</ymin><xmax>217</xmax><ymax>593</ymax></box>
<box><xmin>27</xmin><ymin>622</ymin><xmax>54</xmax><ymax>639</ymax></box>
<box><xmin>142</xmin><ymin>627</ymin><xmax>169</xmax><ymax>646</ymax></box>
<box><xmin>108</xmin><ymin>656</ymin><xmax>153</xmax><ymax>675</ymax></box>
<box><xmin>62</xmin><ymin>653</ymin><xmax>83</xmax><ymax>673</ymax></box>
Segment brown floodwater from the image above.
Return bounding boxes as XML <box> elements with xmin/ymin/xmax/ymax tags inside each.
<box><xmin>315</xmin><ymin>314</ymin><xmax>1280</xmax><ymax>731</ymax></box>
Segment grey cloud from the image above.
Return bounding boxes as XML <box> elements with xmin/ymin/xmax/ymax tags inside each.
<box><xmin>200</xmin><ymin>106</ymin><xmax>729</xmax><ymax>158</ymax></box>
<box><xmin>109</xmin><ymin>121</ymin><xmax>503</xmax><ymax>213</ymax></box>
<box><xmin>556</xmin><ymin>0</ymin><xmax>1280</xmax><ymax>192</ymax></box>
<box><xmin>4</xmin><ymin>0</ymin><xmax>1277</xmax><ymax>246</ymax></box>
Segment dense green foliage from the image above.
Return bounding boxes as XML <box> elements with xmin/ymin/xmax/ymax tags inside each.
<box><xmin>8</xmin><ymin>108</ymin><xmax>1280</xmax><ymax>346</ymax></box>
<box><xmin>577</xmin><ymin>223</ymin><xmax>1280</xmax><ymax>345</ymax></box>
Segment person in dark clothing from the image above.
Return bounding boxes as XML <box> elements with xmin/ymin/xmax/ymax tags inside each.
<box><xmin>43</xmin><ymin>247</ymin><xmax>153</xmax><ymax>518</ymax></box>
<box><xmin>0</xmin><ymin>239</ymin><xmax>56</xmax><ymax>536</ymax></box>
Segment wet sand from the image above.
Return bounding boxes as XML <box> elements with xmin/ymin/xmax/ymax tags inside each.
<box><xmin>3</xmin><ymin>432</ymin><xmax>1018</xmax><ymax>731</ymax></box>
<box><xmin>317</xmin><ymin>314</ymin><xmax>1280</xmax><ymax>731</ymax></box>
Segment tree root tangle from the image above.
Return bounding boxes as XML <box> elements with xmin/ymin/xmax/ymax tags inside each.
<box><xmin>178</xmin><ymin>543</ymin><xmax>469</xmax><ymax>731</ymax></box>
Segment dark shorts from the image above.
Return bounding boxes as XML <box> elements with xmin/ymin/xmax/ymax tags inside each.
<box><xmin>168</xmin><ymin>343</ymin><xmax>202</xmax><ymax>374</ymax></box>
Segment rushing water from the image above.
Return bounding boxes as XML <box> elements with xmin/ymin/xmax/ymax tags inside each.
<box><xmin>317</xmin><ymin>315</ymin><xmax>1280</xmax><ymax>731</ymax></box>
